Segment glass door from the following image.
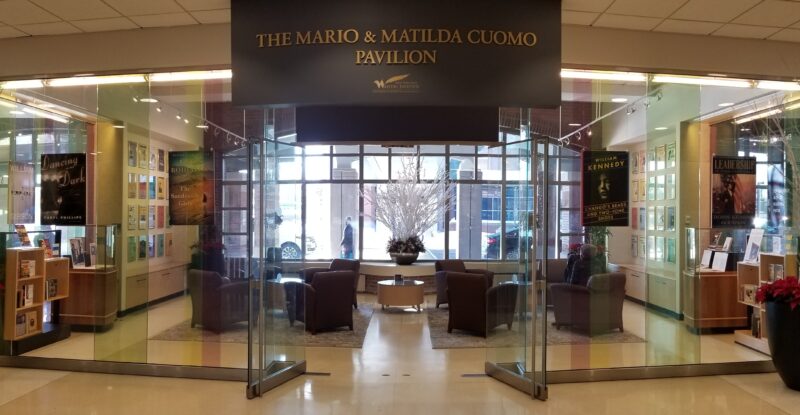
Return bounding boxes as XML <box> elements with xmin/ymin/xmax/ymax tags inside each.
<box><xmin>484</xmin><ymin>108</ymin><xmax>548</xmax><ymax>400</ymax></box>
<box><xmin>247</xmin><ymin>110</ymin><xmax>306</xmax><ymax>398</ymax></box>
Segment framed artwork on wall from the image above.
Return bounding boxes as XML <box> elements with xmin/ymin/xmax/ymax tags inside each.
<box><xmin>656</xmin><ymin>175</ymin><xmax>665</xmax><ymax>200</ymax></box>
<box><xmin>639</xmin><ymin>207</ymin><xmax>646</xmax><ymax>230</ymax></box>
<box><xmin>128</xmin><ymin>142</ymin><xmax>138</xmax><ymax>167</ymax></box>
<box><xmin>648</xmin><ymin>235</ymin><xmax>656</xmax><ymax>260</ymax></box>
<box><xmin>667</xmin><ymin>238</ymin><xmax>676</xmax><ymax>263</ymax></box>
<box><xmin>632</xmin><ymin>207</ymin><xmax>638</xmax><ymax>229</ymax></box>
<box><xmin>127</xmin><ymin>173</ymin><xmax>137</xmax><ymax>199</ymax></box>
<box><xmin>148</xmin><ymin>205</ymin><xmax>156</xmax><ymax>229</ymax></box>
<box><xmin>656</xmin><ymin>145</ymin><xmax>666</xmax><ymax>170</ymax></box>
<box><xmin>648</xmin><ymin>176</ymin><xmax>656</xmax><ymax>200</ymax></box>
<box><xmin>666</xmin><ymin>173</ymin><xmax>676</xmax><ymax>199</ymax></box>
<box><xmin>656</xmin><ymin>206</ymin><xmax>665</xmax><ymax>231</ymax></box>
<box><xmin>647</xmin><ymin>207</ymin><xmax>655</xmax><ymax>231</ymax></box>
<box><xmin>138</xmin><ymin>205</ymin><xmax>147</xmax><ymax>230</ymax></box>
<box><xmin>127</xmin><ymin>236</ymin><xmax>136</xmax><ymax>263</ymax></box>
<box><xmin>149</xmin><ymin>149</ymin><xmax>157</xmax><ymax>170</ymax></box>
<box><xmin>158</xmin><ymin>149</ymin><xmax>166</xmax><ymax>172</ymax></box>
<box><xmin>656</xmin><ymin>236</ymin><xmax>665</xmax><ymax>262</ymax></box>
<box><xmin>138</xmin><ymin>235</ymin><xmax>147</xmax><ymax>260</ymax></box>
<box><xmin>632</xmin><ymin>180</ymin><xmax>638</xmax><ymax>202</ymax></box>
<box><xmin>157</xmin><ymin>177</ymin><xmax>165</xmax><ymax>200</ymax></box>
<box><xmin>647</xmin><ymin>150</ymin><xmax>656</xmax><ymax>172</ymax></box>
<box><xmin>667</xmin><ymin>142</ymin><xmax>676</xmax><ymax>168</ymax></box>
<box><xmin>127</xmin><ymin>205</ymin><xmax>136</xmax><ymax>230</ymax></box>
<box><xmin>632</xmin><ymin>236</ymin><xmax>638</xmax><ymax>258</ymax></box>
<box><xmin>632</xmin><ymin>153</ymin><xmax>638</xmax><ymax>174</ymax></box>
<box><xmin>639</xmin><ymin>236</ymin><xmax>646</xmax><ymax>258</ymax></box>
<box><xmin>138</xmin><ymin>144</ymin><xmax>148</xmax><ymax>169</ymax></box>
<box><xmin>667</xmin><ymin>206</ymin><xmax>676</xmax><ymax>231</ymax></box>
<box><xmin>138</xmin><ymin>175</ymin><xmax>147</xmax><ymax>199</ymax></box>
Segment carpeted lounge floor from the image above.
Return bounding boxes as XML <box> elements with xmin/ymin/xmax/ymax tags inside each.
<box><xmin>150</xmin><ymin>305</ymin><xmax>375</xmax><ymax>348</ymax></box>
<box><xmin>426</xmin><ymin>307</ymin><xmax>645</xmax><ymax>349</ymax></box>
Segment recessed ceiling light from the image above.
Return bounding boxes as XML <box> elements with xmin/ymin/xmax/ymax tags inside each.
<box><xmin>654</xmin><ymin>127</ymin><xmax>668</xmax><ymax>131</ymax></box>
<box><xmin>718</xmin><ymin>102</ymin><xmax>734</xmax><ymax>107</ymax></box>
<box><xmin>611</xmin><ymin>97</ymin><xmax>628</xmax><ymax>103</ymax></box>
<box><xmin>196</xmin><ymin>124</ymin><xmax>208</xmax><ymax>129</ymax></box>
<box><xmin>156</xmin><ymin>106</ymin><xmax>162</xmax><ymax>112</ymax></box>
<box><xmin>139</xmin><ymin>98</ymin><xmax>158</xmax><ymax>103</ymax></box>
<box><xmin>176</xmin><ymin>114</ymin><xmax>182</xmax><ymax>120</ymax></box>
<box><xmin>740</xmin><ymin>128</ymin><xmax>751</xmax><ymax>132</ymax></box>
<box><xmin>9</xmin><ymin>110</ymin><xmax>24</xmax><ymax>115</ymax></box>
<box><xmin>183</xmin><ymin>118</ymin><xmax>189</xmax><ymax>124</ymax></box>
<box><xmin>568</xmin><ymin>123</ymin><xmax>581</xmax><ymax>127</ymax></box>
<box><xmin>112</xmin><ymin>125</ymin><xmax>125</xmax><ymax>129</ymax></box>
<box><xmin>560</xmin><ymin>70</ymin><xmax>647</xmax><ymax>82</ymax></box>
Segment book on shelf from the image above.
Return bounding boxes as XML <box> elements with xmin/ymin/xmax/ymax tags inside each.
<box><xmin>15</xmin><ymin>314</ymin><xmax>26</xmax><ymax>337</ymax></box>
<box><xmin>24</xmin><ymin>284</ymin><xmax>34</xmax><ymax>307</ymax></box>
<box><xmin>46</xmin><ymin>279</ymin><xmax>58</xmax><ymax>299</ymax></box>
<box><xmin>69</xmin><ymin>238</ymin><xmax>84</xmax><ymax>267</ymax></box>
<box><xmin>771</xmin><ymin>264</ymin><xmax>784</xmax><ymax>281</ymax></box>
<box><xmin>14</xmin><ymin>224</ymin><xmax>31</xmax><ymax>246</ymax></box>
<box><xmin>38</xmin><ymin>238</ymin><xmax>54</xmax><ymax>258</ymax></box>
<box><xmin>25</xmin><ymin>311</ymin><xmax>37</xmax><ymax>334</ymax></box>
<box><xmin>19</xmin><ymin>259</ymin><xmax>35</xmax><ymax>279</ymax></box>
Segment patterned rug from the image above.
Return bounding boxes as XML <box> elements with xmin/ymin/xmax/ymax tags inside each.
<box><xmin>150</xmin><ymin>305</ymin><xmax>375</xmax><ymax>348</ymax></box>
<box><xmin>426</xmin><ymin>307</ymin><xmax>645</xmax><ymax>349</ymax></box>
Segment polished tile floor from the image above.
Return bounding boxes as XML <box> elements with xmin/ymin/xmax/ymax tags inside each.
<box><xmin>0</xmin><ymin>306</ymin><xmax>797</xmax><ymax>414</ymax></box>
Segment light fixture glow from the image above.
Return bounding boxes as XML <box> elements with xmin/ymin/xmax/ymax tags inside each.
<box><xmin>0</xmin><ymin>80</ymin><xmax>44</xmax><ymax>89</ymax></box>
<box><xmin>22</xmin><ymin>107</ymin><xmax>68</xmax><ymax>123</ymax></box>
<box><xmin>183</xmin><ymin>118</ymin><xmax>189</xmax><ymax>124</ymax></box>
<box><xmin>196</xmin><ymin>124</ymin><xmax>209</xmax><ymax>129</ymax></box>
<box><xmin>176</xmin><ymin>114</ymin><xmax>182</xmax><ymax>120</ymax></box>
<box><xmin>112</xmin><ymin>125</ymin><xmax>125</xmax><ymax>129</ymax></box>
<box><xmin>48</xmin><ymin>75</ymin><xmax>146</xmax><ymax>87</ymax></box>
<box><xmin>718</xmin><ymin>102</ymin><xmax>735</xmax><ymax>107</ymax></box>
<box><xmin>9</xmin><ymin>111</ymin><xmax>24</xmax><ymax>115</ymax></box>
<box><xmin>734</xmin><ymin>109</ymin><xmax>782</xmax><ymax>124</ymax></box>
<box><xmin>784</xmin><ymin>102</ymin><xmax>800</xmax><ymax>111</ymax></box>
<box><xmin>611</xmin><ymin>97</ymin><xmax>628</xmax><ymax>103</ymax></box>
<box><xmin>560</xmin><ymin>70</ymin><xmax>647</xmax><ymax>82</ymax></box>
<box><xmin>139</xmin><ymin>98</ymin><xmax>158</xmax><ymax>103</ymax></box>
<box><xmin>149</xmin><ymin>70</ymin><xmax>232</xmax><ymax>82</ymax></box>
<box><xmin>654</xmin><ymin>127</ymin><xmax>668</xmax><ymax>131</ymax></box>
<box><xmin>567</xmin><ymin>123</ymin><xmax>581</xmax><ymax>127</ymax></box>
<box><xmin>0</xmin><ymin>100</ymin><xmax>18</xmax><ymax>109</ymax></box>
<box><xmin>756</xmin><ymin>80</ymin><xmax>800</xmax><ymax>91</ymax></box>
<box><xmin>156</xmin><ymin>106</ymin><xmax>162</xmax><ymax>112</ymax></box>
<box><xmin>652</xmin><ymin>74</ymin><xmax>751</xmax><ymax>88</ymax></box>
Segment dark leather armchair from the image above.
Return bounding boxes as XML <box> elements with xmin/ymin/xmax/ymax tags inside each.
<box><xmin>550</xmin><ymin>272</ymin><xmax>626</xmax><ymax>335</ymax></box>
<box><xmin>435</xmin><ymin>260</ymin><xmax>494</xmax><ymax>308</ymax></box>
<box><xmin>301</xmin><ymin>259</ymin><xmax>360</xmax><ymax>309</ymax></box>
<box><xmin>286</xmin><ymin>272</ymin><xmax>356</xmax><ymax>334</ymax></box>
<box><xmin>446</xmin><ymin>273</ymin><xmax>519</xmax><ymax>337</ymax></box>
<box><xmin>188</xmin><ymin>269</ymin><xmax>249</xmax><ymax>332</ymax></box>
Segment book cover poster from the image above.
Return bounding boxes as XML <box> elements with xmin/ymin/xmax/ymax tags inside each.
<box><xmin>148</xmin><ymin>235</ymin><xmax>155</xmax><ymax>257</ymax></box>
<box><xmin>149</xmin><ymin>176</ymin><xmax>156</xmax><ymax>199</ymax></box>
<box><xmin>127</xmin><ymin>236</ymin><xmax>136</xmax><ymax>263</ymax></box>
<box><xmin>128</xmin><ymin>142</ymin><xmax>138</xmax><ymax>167</ymax></box>
<box><xmin>41</xmin><ymin>153</ymin><xmax>86</xmax><ymax>225</ymax></box>
<box><xmin>169</xmin><ymin>151</ymin><xmax>215</xmax><ymax>225</ymax></box>
<box><xmin>158</xmin><ymin>149</ymin><xmax>165</xmax><ymax>172</ymax></box>
<box><xmin>157</xmin><ymin>206</ymin><xmax>165</xmax><ymax>228</ymax></box>
<box><xmin>127</xmin><ymin>205</ymin><xmax>136</xmax><ymax>230</ymax></box>
<box><xmin>127</xmin><ymin>173</ymin><xmax>137</xmax><ymax>199</ymax></box>
<box><xmin>157</xmin><ymin>177</ymin><xmax>165</xmax><ymax>200</ymax></box>
<box><xmin>148</xmin><ymin>205</ymin><xmax>156</xmax><ymax>229</ymax></box>
<box><xmin>581</xmin><ymin>151</ymin><xmax>629</xmax><ymax>227</ymax></box>
<box><xmin>138</xmin><ymin>236</ymin><xmax>147</xmax><ymax>259</ymax></box>
<box><xmin>138</xmin><ymin>144</ymin><xmax>148</xmax><ymax>169</ymax></box>
<box><xmin>8</xmin><ymin>161</ymin><xmax>35</xmax><ymax>224</ymax></box>
<box><xmin>157</xmin><ymin>234</ymin><xmax>165</xmax><ymax>257</ymax></box>
<box><xmin>138</xmin><ymin>174</ymin><xmax>147</xmax><ymax>199</ymax></box>
<box><xmin>138</xmin><ymin>205</ymin><xmax>147</xmax><ymax>230</ymax></box>
<box><xmin>712</xmin><ymin>156</ymin><xmax>756</xmax><ymax>227</ymax></box>
<box><xmin>165</xmin><ymin>232</ymin><xmax>173</xmax><ymax>256</ymax></box>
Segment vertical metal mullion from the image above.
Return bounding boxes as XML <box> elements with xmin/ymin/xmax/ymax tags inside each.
<box><xmin>358</xmin><ymin>145</ymin><xmax>364</xmax><ymax>260</ymax></box>
<box><xmin>444</xmin><ymin>146</ymin><xmax>450</xmax><ymax>259</ymax></box>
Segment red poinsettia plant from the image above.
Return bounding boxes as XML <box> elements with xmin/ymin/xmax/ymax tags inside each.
<box><xmin>756</xmin><ymin>277</ymin><xmax>800</xmax><ymax>310</ymax></box>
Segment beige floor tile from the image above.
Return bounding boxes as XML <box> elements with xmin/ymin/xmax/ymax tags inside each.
<box><xmin>722</xmin><ymin>373</ymin><xmax>800</xmax><ymax>415</ymax></box>
<box><xmin>0</xmin><ymin>368</ymin><xmax>68</xmax><ymax>406</ymax></box>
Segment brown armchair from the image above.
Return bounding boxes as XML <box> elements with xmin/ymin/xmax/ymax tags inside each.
<box><xmin>550</xmin><ymin>272</ymin><xmax>626</xmax><ymax>335</ymax></box>
<box><xmin>446</xmin><ymin>273</ymin><xmax>519</xmax><ymax>337</ymax></box>
<box><xmin>286</xmin><ymin>271</ymin><xmax>356</xmax><ymax>334</ymax></box>
<box><xmin>435</xmin><ymin>260</ymin><xmax>494</xmax><ymax>308</ymax></box>
<box><xmin>301</xmin><ymin>259</ymin><xmax>360</xmax><ymax>309</ymax></box>
<box><xmin>188</xmin><ymin>269</ymin><xmax>250</xmax><ymax>333</ymax></box>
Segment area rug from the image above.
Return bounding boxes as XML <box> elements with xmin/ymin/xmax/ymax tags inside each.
<box><xmin>150</xmin><ymin>305</ymin><xmax>375</xmax><ymax>348</ymax></box>
<box><xmin>426</xmin><ymin>307</ymin><xmax>645</xmax><ymax>349</ymax></box>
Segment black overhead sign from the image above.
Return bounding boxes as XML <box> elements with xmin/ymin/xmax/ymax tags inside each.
<box><xmin>231</xmin><ymin>0</ymin><xmax>561</xmax><ymax>108</ymax></box>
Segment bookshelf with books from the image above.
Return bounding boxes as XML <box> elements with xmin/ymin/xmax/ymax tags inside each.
<box><xmin>735</xmin><ymin>252</ymin><xmax>798</xmax><ymax>355</ymax></box>
<box><xmin>3</xmin><ymin>247</ymin><xmax>45</xmax><ymax>341</ymax></box>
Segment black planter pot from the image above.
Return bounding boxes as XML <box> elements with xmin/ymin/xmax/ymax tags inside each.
<box><xmin>390</xmin><ymin>252</ymin><xmax>418</xmax><ymax>265</ymax></box>
<box><xmin>766</xmin><ymin>301</ymin><xmax>800</xmax><ymax>391</ymax></box>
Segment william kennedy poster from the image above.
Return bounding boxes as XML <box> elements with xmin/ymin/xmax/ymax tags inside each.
<box><xmin>712</xmin><ymin>156</ymin><xmax>756</xmax><ymax>227</ymax></box>
<box><xmin>8</xmin><ymin>161</ymin><xmax>35</xmax><ymax>224</ymax></box>
<box><xmin>41</xmin><ymin>153</ymin><xmax>86</xmax><ymax>225</ymax></box>
<box><xmin>582</xmin><ymin>151</ymin><xmax>629</xmax><ymax>227</ymax></box>
<box><xmin>169</xmin><ymin>151</ymin><xmax>215</xmax><ymax>225</ymax></box>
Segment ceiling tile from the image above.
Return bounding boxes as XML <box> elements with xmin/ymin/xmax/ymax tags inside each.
<box><xmin>0</xmin><ymin>25</ymin><xmax>27</xmax><ymax>38</ymax></box>
<box><xmin>654</xmin><ymin>19</ymin><xmax>724</xmax><ymax>34</ymax></box>
<box><xmin>733</xmin><ymin>1</ymin><xmax>800</xmax><ymax>27</ymax></box>
<box><xmin>0</xmin><ymin>0</ymin><xmax>60</xmax><ymax>25</ymax></box>
<box><xmin>671</xmin><ymin>0</ymin><xmax>762</xmax><ymax>23</ymax></box>
<box><xmin>70</xmin><ymin>17</ymin><xmax>139</xmax><ymax>32</ymax></box>
<box><xmin>29</xmin><ymin>0</ymin><xmax>119</xmax><ymax>20</ymax></box>
<box><xmin>712</xmin><ymin>23</ymin><xmax>782</xmax><ymax>39</ymax></box>
<box><xmin>102</xmin><ymin>0</ymin><xmax>183</xmax><ymax>16</ymax></box>
<box><xmin>563</xmin><ymin>10</ymin><xmax>598</xmax><ymax>25</ymax></box>
<box><xmin>606</xmin><ymin>0</ymin><xmax>687</xmax><ymax>18</ymax></box>
<box><xmin>593</xmin><ymin>14</ymin><xmax>663</xmax><ymax>31</ymax></box>
<box><xmin>129</xmin><ymin>12</ymin><xmax>197</xmax><ymax>28</ymax></box>
<box><xmin>563</xmin><ymin>0</ymin><xmax>614</xmax><ymax>13</ymax></box>
<box><xmin>17</xmin><ymin>21</ymin><xmax>80</xmax><ymax>35</ymax></box>
<box><xmin>190</xmin><ymin>9</ymin><xmax>229</xmax><ymax>24</ymax></box>
<box><xmin>769</xmin><ymin>27</ymin><xmax>800</xmax><ymax>41</ymax></box>
<box><xmin>176</xmin><ymin>0</ymin><xmax>228</xmax><ymax>11</ymax></box>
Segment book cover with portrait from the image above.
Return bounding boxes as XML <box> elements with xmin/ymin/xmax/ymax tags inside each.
<box><xmin>712</xmin><ymin>156</ymin><xmax>756</xmax><ymax>227</ymax></box>
<box><xmin>169</xmin><ymin>151</ymin><xmax>215</xmax><ymax>225</ymax></box>
<box><xmin>582</xmin><ymin>151</ymin><xmax>629</xmax><ymax>227</ymax></box>
<box><xmin>40</xmin><ymin>153</ymin><xmax>86</xmax><ymax>225</ymax></box>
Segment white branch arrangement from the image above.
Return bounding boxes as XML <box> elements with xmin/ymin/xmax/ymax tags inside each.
<box><xmin>363</xmin><ymin>156</ymin><xmax>454</xmax><ymax>252</ymax></box>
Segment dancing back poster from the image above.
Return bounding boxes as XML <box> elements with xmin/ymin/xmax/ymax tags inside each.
<box><xmin>169</xmin><ymin>151</ymin><xmax>215</xmax><ymax>225</ymax></box>
<box><xmin>712</xmin><ymin>156</ymin><xmax>756</xmax><ymax>227</ymax></box>
<box><xmin>582</xmin><ymin>151</ymin><xmax>629</xmax><ymax>227</ymax></box>
<box><xmin>8</xmin><ymin>161</ymin><xmax>35</xmax><ymax>224</ymax></box>
<box><xmin>41</xmin><ymin>153</ymin><xmax>86</xmax><ymax>225</ymax></box>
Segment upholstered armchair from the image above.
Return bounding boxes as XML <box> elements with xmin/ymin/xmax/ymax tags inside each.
<box><xmin>446</xmin><ymin>273</ymin><xmax>519</xmax><ymax>338</ymax></box>
<box><xmin>434</xmin><ymin>260</ymin><xmax>494</xmax><ymax>308</ymax></box>
<box><xmin>301</xmin><ymin>259</ymin><xmax>360</xmax><ymax>308</ymax></box>
<box><xmin>550</xmin><ymin>272</ymin><xmax>626</xmax><ymax>335</ymax></box>
<box><xmin>188</xmin><ymin>269</ymin><xmax>250</xmax><ymax>333</ymax></box>
<box><xmin>285</xmin><ymin>272</ymin><xmax>356</xmax><ymax>334</ymax></box>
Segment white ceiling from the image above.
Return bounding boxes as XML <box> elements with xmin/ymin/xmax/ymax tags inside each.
<box><xmin>1</xmin><ymin>0</ymin><xmax>800</xmax><ymax>43</ymax></box>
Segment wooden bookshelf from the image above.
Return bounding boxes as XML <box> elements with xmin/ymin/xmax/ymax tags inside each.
<box><xmin>3</xmin><ymin>247</ymin><xmax>45</xmax><ymax>341</ymax></box>
<box><xmin>734</xmin><ymin>252</ymin><xmax>798</xmax><ymax>355</ymax></box>
<box><xmin>45</xmin><ymin>257</ymin><xmax>70</xmax><ymax>302</ymax></box>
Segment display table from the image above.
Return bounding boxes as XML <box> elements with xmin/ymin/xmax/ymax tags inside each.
<box><xmin>377</xmin><ymin>279</ymin><xmax>424</xmax><ymax>312</ymax></box>
<box><xmin>682</xmin><ymin>268</ymin><xmax>747</xmax><ymax>330</ymax></box>
<box><xmin>362</xmin><ymin>263</ymin><xmax>435</xmax><ymax>294</ymax></box>
<box><xmin>60</xmin><ymin>266</ymin><xmax>118</xmax><ymax>331</ymax></box>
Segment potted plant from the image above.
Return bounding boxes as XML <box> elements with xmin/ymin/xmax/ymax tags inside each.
<box><xmin>363</xmin><ymin>156</ymin><xmax>453</xmax><ymax>265</ymax></box>
<box><xmin>756</xmin><ymin>276</ymin><xmax>800</xmax><ymax>390</ymax></box>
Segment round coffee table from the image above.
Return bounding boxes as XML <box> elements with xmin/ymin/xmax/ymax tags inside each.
<box><xmin>377</xmin><ymin>279</ymin><xmax>424</xmax><ymax>312</ymax></box>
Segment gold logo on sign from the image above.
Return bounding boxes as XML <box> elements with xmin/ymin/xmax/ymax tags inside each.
<box><xmin>374</xmin><ymin>74</ymin><xmax>410</xmax><ymax>89</ymax></box>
